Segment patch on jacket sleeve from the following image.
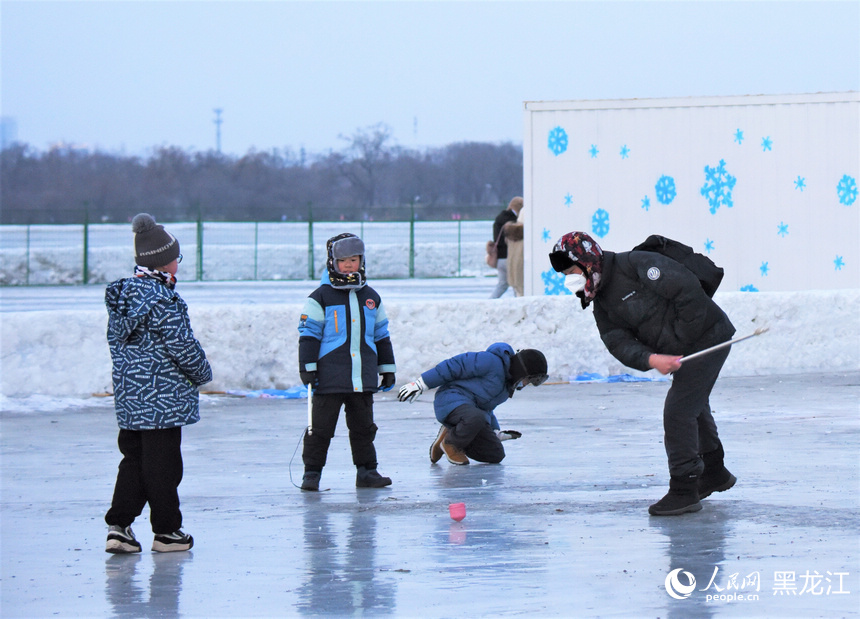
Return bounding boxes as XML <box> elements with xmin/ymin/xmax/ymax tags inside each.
<box><xmin>647</xmin><ymin>267</ymin><xmax>661</xmax><ymax>281</ymax></box>
<box><xmin>365</xmin><ymin>299</ymin><xmax>376</xmax><ymax>310</ymax></box>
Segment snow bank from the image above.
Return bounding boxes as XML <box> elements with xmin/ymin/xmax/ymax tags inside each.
<box><xmin>2</xmin><ymin>290</ymin><xmax>857</xmax><ymax>399</ymax></box>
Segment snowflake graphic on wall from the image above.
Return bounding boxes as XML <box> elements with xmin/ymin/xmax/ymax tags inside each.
<box><xmin>794</xmin><ymin>176</ymin><xmax>806</xmax><ymax>191</ymax></box>
<box><xmin>542</xmin><ymin>228</ymin><xmax>551</xmax><ymax>243</ymax></box>
<box><xmin>655</xmin><ymin>175</ymin><xmax>677</xmax><ymax>205</ymax></box>
<box><xmin>834</xmin><ymin>255</ymin><xmax>845</xmax><ymax>270</ymax></box>
<box><xmin>542</xmin><ymin>269</ymin><xmax>572</xmax><ymax>296</ymax></box>
<box><xmin>761</xmin><ymin>136</ymin><xmax>773</xmax><ymax>151</ymax></box>
<box><xmin>704</xmin><ymin>239</ymin><xmax>715</xmax><ymax>253</ymax></box>
<box><xmin>701</xmin><ymin>159</ymin><xmax>737</xmax><ymax>214</ymax></box>
<box><xmin>548</xmin><ymin>127</ymin><xmax>568</xmax><ymax>156</ymax></box>
<box><xmin>760</xmin><ymin>262</ymin><xmax>770</xmax><ymax>277</ymax></box>
<box><xmin>837</xmin><ymin>174</ymin><xmax>857</xmax><ymax>205</ymax></box>
<box><xmin>592</xmin><ymin>209</ymin><xmax>610</xmax><ymax>238</ymax></box>
<box><xmin>740</xmin><ymin>284</ymin><xmax>759</xmax><ymax>292</ymax></box>
<box><xmin>641</xmin><ymin>196</ymin><xmax>651</xmax><ymax>211</ymax></box>
<box><xmin>564</xmin><ymin>193</ymin><xmax>573</xmax><ymax>206</ymax></box>
<box><xmin>620</xmin><ymin>145</ymin><xmax>630</xmax><ymax>159</ymax></box>
<box><xmin>734</xmin><ymin>129</ymin><xmax>744</xmax><ymax>144</ymax></box>
<box><xmin>589</xmin><ymin>145</ymin><xmax>599</xmax><ymax>158</ymax></box>
<box><xmin>778</xmin><ymin>222</ymin><xmax>789</xmax><ymax>237</ymax></box>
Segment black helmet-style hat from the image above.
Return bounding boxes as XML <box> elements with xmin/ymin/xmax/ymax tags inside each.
<box><xmin>510</xmin><ymin>348</ymin><xmax>548</xmax><ymax>390</ymax></box>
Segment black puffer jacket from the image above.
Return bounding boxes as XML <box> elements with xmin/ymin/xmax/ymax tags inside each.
<box><xmin>591</xmin><ymin>251</ymin><xmax>735</xmax><ymax>372</ymax></box>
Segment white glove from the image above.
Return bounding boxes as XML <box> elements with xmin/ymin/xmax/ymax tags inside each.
<box><xmin>495</xmin><ymin>429</ymin><xmax>522</xmax><ymax>441</ymax></box>
<box><xmin>398</xmin><ymin>377</ymin><xmax>427</xmax><ymax>403</ymax></box>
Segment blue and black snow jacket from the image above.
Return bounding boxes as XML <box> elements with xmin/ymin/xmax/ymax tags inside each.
<box><xmin>106</xmin><ymin>276</ymin><xmax>212</xmax><ymax>430</ymax></box>
<box><xmin>298</xmin><ymin>273</ymin><xmax>396</xmax><ymax>394</ymax></box>
<box><xmin>421</xmin><ymin>342</ymin><xmax>516</xmax><ymax>429</ymax></box>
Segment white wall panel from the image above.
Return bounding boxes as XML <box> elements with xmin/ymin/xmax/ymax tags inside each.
<box><xmin>523</xmin><ymin>93</ymin><xmax>860</xmax><ymax>295</ymax></box>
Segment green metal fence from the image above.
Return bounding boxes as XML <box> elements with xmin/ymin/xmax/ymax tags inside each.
<box><xmin>0</xmin><ymin>219</ymin><xmax>496</xmax><ymax>286</ymax></box>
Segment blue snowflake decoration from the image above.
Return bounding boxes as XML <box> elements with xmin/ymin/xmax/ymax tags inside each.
<box><xmin>777</xmin><ymin>222</ymin><xmax>789</xmax><ymax>237</ymax></box>
<box><xmin>542</xmin><ymin>269</ymin><xmax>572</xmax><ymax>296</ymax></box>
<box><xmin>655</xmin><ymin>175</ymin><xmax>677</xmax><ymax>205</ymax></box>
<box><xmin>701</xmin><ymin>159</ymin><xmax>737</xmax><ymax>214</ymax></box>
<box><xmin>591</xmin><ymin>208</ymin><xmax>610</xmax><ymax>238</ymax></box>
<box><xmin>837</xmin><ymin>174</ymin><xmax>857</xmax><ymax>205</ymax></box>
<box><xmin>641</xmin><ymin>195</ymin><xmax>651</xmax><ymax>211</ymax></box>
<box><xmin>564</xmin><ymin>193</ymin><xmax>573</xmax><ymax>206</ymax></box>
<box><xmin>760</xmin><ymin>262</ymin><xmax>770</xmax><ymax>277</ymax></box>
<box><xmin>734</xmin><ymin>129</ymin><xmax>744</xmax><ymax>144</ymax></box>
<box><xmin>620</xmin><ymin>145</ymin><xmax>630</xmax><ymax>159</ymax></box>
<box><xmin>834</xmin><ymin>255</ymin><xmax>845</xmax><ymax>271</ymax></box>
<box><xmin>548</xmin><ymin>127</ymin><xmax>568</xmax><ymax>156</ymax></box>
<box><xmin>761</xmin><ymin>136</ymin><xmax>773</xmax><ymax>151</ymax></box>
<box><xmin>794</xmin><ymin>176</ymin><xmax>806</xmax><ymax>191</ymax></box>
<box><xmin>542</xmin><ymin>228</ymin><xmax>551</xmax><ymax>243</ymax></box>
<box><xmin>589</xmin><ymin>145</ymin><xmax>599</xmax><ymax>158</ymax></box>
<box><xmin>740</xmin><ymin>284</ymin><xmax>759</xmax><ymax>292</ymax></box>
<box><xmin>704</xmin><ymin>238</ymin><xmax>715</xmax><ymax>253</ymax></box>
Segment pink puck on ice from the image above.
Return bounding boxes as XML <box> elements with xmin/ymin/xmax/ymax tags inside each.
<box><xmin>449</xmin><ymin>502</ymin><xmax>466</xmax><ymax>522</ymax></box>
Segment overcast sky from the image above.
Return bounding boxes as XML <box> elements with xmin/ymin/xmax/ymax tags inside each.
<box><xmin>2</xmin><ymin>0</ymin><xmax>858</xmax><ymax>157</ymax></box>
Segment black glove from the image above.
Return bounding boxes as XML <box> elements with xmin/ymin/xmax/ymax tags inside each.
<box><xmin>495</xmin><ymin>429</ymin><xmax>522</xmax><ymax>441</ymax></box>
<box><xmin>379</xmin><ymin>373</ymin><xmax>396</xmax><ymax>391</ymax></box>
<box><xmin>300</xmin><ymin>371</ymin><xmax>317</xmax><ymax>386</ymax></box>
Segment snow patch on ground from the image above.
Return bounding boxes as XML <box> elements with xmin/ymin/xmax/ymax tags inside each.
<box><xmin>2</xmin><ymin>289</ymin><xmax>858</xmax><ymax>401</ymax></box>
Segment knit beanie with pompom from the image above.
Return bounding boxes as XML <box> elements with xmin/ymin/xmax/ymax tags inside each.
<box><xmin>132</xmin><ymin>213</ymin><xmax>180</xmax><ymax>269</ymax></box>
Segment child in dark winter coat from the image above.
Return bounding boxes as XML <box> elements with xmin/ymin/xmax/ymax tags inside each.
<box><xmin>549</xmin><ymin>231</ymin><xmax>737</xmax><ymax>516</ymax></box>
<box><xmin>104</xmin><ymin>213</ymin><xmax>212</xmax><ymax>554</ymax></box>
<box><xmin>297</xmin><ymin>233</ymin><xmax>396</xmax><ymax>491</ymax></box>
<box><xmin>398</xmin><ymin>343</ymin><xmax>547</xmax><ymax>465</ymax></box>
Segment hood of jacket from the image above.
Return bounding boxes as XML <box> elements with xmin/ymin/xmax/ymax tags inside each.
<box><xmin>105</xmin><ymin>277</ymin><xmax>176</xmax><ymax>344</ymax></box>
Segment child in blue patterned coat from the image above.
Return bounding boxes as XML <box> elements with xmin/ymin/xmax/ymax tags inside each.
<box><xmin>104</xmin><ymin>214</ymin><xmax>212</xmax><ymax>554</ymax></box>
<box><xmin>297</xmin><ymin>233</ymin><xmax>396</xmax><ymax>491</ymax></box>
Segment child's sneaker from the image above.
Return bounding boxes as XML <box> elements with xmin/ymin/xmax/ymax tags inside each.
<box><xmin>356</xmin><ymin>466</ymin><xmax>392</xmax><ymax>488</ymax></box>
<box><xmin>301</xmin><ymin>471</ymin><xmax>321</xmax><ymax>491</ymax></box>
<box><xmin>442</xmin><ymin>440</ymin><xmax>470</xmax><ymax>465</ymax></box>
<box><xmin>105</xmin><ymin>525</ymin><xmax>142</xmax><ymax>554</ymax></box>
<box><xmin>429</xmin><ymin>425</ymin><xmax>448</xmax><ymax>463</ymax></box>
<box><xmin>152</xmin><ymin>530</ymin><xmax>194</xmax><ymax>553</ymax></box>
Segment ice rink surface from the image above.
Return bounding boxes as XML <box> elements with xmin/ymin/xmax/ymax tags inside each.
<box><xmin>2</xmin><ymin>372</ymin><xmax>858</xmax><ymax>618</ymax></box>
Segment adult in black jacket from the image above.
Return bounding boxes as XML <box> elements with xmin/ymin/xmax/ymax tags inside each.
<box><xmin>550</xmin><ymin>231</ymin><xmax>737</xmax><ymax>516</ymax></box>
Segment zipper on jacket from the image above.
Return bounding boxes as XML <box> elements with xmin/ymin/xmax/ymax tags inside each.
<box><xmin>334</xmin><ymin>310</ymin><xmax>339</xmax><ymax>333</ymax></box>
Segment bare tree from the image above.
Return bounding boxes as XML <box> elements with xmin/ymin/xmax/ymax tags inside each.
<box><xmin>338</xmin><ymin>123</ymin><xmax>393</xmax><ymax>208</ymax></box>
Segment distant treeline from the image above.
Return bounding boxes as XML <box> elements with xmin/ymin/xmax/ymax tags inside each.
<box><xmin>0</xmin><ymin>124</ymin><xmax>523</xmax><ymax>225</ymax></box>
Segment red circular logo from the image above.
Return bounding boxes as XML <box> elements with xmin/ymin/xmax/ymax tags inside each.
<box><xmin>365</xmin><ymin>299</ymin><xmax>376</xmax><ymax>310</ymax></box>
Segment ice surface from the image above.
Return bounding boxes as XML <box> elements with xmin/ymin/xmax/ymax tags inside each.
<box><xmin>1</xmin><ymin>372</ymin><xmax>857</xmax><ymax>617</ymax></box>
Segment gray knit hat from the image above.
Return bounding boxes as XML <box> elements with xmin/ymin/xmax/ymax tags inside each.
<box><xmin>132</xmin><ymin>213</ymin><xmax>180</xmax><ymax>268</ymax></box>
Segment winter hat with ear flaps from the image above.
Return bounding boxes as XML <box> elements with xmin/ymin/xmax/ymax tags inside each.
<box><xmin>325</xmin><ymin>232</ymin><xmax>367</xmax><ymax>289</ymax></box>
<box><xmin>132</xmin><ymin>213</ymin><xmax>180</xmax><ymax>269</ymax></box>
<box><xmin>510</xmin><ymin>349</ymin><xmax>549</xmax><ymax>387</ymax></box>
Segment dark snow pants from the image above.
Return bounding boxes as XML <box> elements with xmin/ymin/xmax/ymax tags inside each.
<box><xmin>105</xmin><ymin>427</ymin><xmax>184</xmax><ymax>534</ymax></box>
<box><xmin>663</xmin><ymin>346</ymin><xmax>731</xmax><ymax>477</ymax></box>
<box><xmin>303</xmin><ymin>392</ymin><xmax>379</xmax><ymax>471</ymax></box>
<box><xmin>444</xmin><ymin>404</ymin><xmax>506</xmax><ymax>464</ymax></box>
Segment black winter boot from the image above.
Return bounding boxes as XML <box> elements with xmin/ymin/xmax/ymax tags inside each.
<box><xmin>698</xmin><ymin>445</ymin><xmax>737</xmax><ymax>499</ymax></box>
<box><xmin>356</xmin><ymin>466</ymin><xmax>392</xmax><ymax>488</ymax></box>
<box><xmin>301</xmin><ymin>471</ymin><xmax>321</xmax><ymax>492</ymax></box>
<box><xmin>649</xmin><ymin>474</ymin><xmax>702</xmax><ymax>516</ymax></box>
